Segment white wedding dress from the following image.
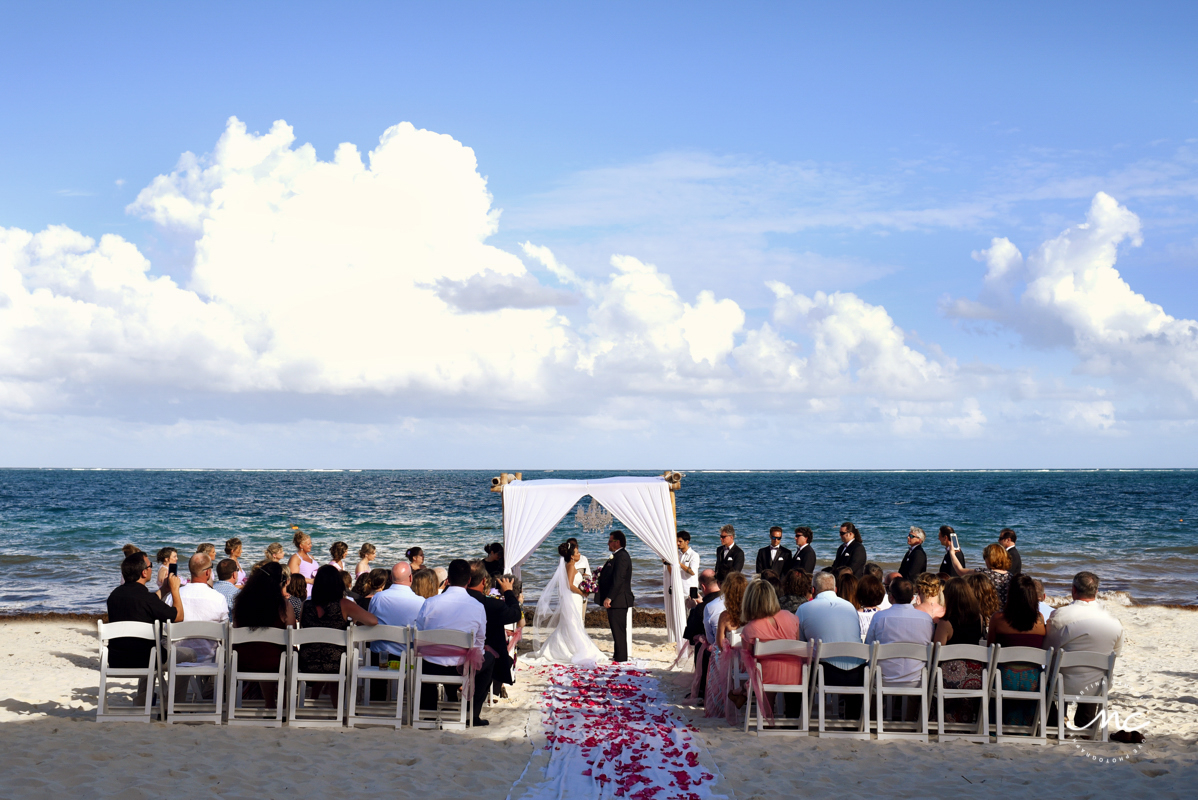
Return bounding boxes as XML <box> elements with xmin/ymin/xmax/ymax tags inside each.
<box><xmin>528</xmin><ymin>557</ymin><xmax>606</xmax><ymax>668</ymax></box>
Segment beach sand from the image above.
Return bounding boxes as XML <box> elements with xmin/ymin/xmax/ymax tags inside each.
<box><xmin>1</xmin><ymin>600</ymin><xmax>1195</xmax><ymax>798</ymax></box>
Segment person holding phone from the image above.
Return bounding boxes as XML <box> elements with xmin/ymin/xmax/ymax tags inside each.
<box><xmin>669</xmin><ymin>531</ymin><xmax>701</xmax><ymax>609</ymax></box>
<box><xmin>937</xmin><ymin>525</ymin><xmax>965</xmax><ymax>575</ymax></box>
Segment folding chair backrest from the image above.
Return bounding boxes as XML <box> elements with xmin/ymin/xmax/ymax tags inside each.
<box><xmin>754</xmin><ymin>639</ymin><xmax>811</xmax><ymax>659</ymax></box>
<box><xmin>936</xmin><ymin>644</ymin><xmax>991</xmax><ymax>663</ymax></box>
<box><xmin>1057</xmin><ymin>650</ymin><xmax>1116</xmax><ymax>672</ymax></box>
<box><xmin>814</xmin><ymin>641</ymin><xmax>872</xmax><ymax>661</ymax></box>
<box><xmin>350</xmin><ymin>624</ymin><xmax>409</xmax><ymax>646</ymax></box>
<box><xmin>413</xmin><ymin>628</ymin><xmax>472</xmax><ymax>649</ymax></box>
<box><xmin>874</xmin><ymin>642</ymin><xmax>932</xmax><ymax>662</ymax></box>
<box><xmin>994</xmin><ymin>645</ymin><xmax>1051</xmax><ymax>668</ymax></box>
<box><xmin>166</xmin><ymin>621</ymin><xmax>226</xmax><ymax>643</ymax></box>
<box><xmin>290</xmin><ymin>627</ymin><xmax>351</xmax><ymax>647</ymax></box>
<box><xmin>229</xmin><ymin>626</ymin><xmax>288</xmax><ymax>647</ymax></box>
<box><xmin>98</xmin><ymin>620</ymin><xmax>157</xmax><ymax>644</ymax></box>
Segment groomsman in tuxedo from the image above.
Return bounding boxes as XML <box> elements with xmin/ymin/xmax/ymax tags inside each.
<box><xmin>937</xmin><ymin>525</ymin><xmax>965</xmax><ymax>574</ymax></box>
<box><xmin>827</xmin><ymin>522</ymin><xmax>867</xmax><ymax>577</ymax></box>
<box><xmin>898</xmin><ymin>526</ymin><xmax>928</xmax><ymax>582</ymax></box>
<box><xmin>716</xmin><ymin>524</ymin><xmax>745</xmax><ymax>573</ymax></box>
<box><xmin>999</xmin><ymin>528</ymin><xmax>1022</xmax><ymax>575</ymax></box>
<box><xmin>598</xmin><ymin>530</ymin><xmax>634</xmax><ymax>662</ymax></box>
<box><xmin>792</xmin><ymin>527</ymin><xmax>817</xmax><ymax>574</ymax></box>
<box><xmin>755</xmin><ymin>526</ymin><xmax>792</xmax><ymax>575</ymax></box>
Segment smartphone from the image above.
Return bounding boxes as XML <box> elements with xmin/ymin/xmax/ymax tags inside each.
<box><xmin>168</xmin><ymin>562</ymin><xmax>178</xmax><ymax>576</ymax></box>
<box><xmin>950</xmin><ymin>533</ymin><xmax>960</xmax><ymax>552</ymax></box>
<box><xmin>689</xmin><ymin>587</ymin><xmax>700</xmax><ymax>600</ymax></box>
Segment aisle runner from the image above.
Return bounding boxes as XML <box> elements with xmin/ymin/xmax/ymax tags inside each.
<box><xmin>509</xmin><ymin>664</ymin><xmax>729</xmax><ymax>800</ymax></box>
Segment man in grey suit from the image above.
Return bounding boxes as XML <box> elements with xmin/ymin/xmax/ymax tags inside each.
<box><xmin>598</xmin><ymin>530</ymin><xmax>634</xmax><ymax>662</ymax></box>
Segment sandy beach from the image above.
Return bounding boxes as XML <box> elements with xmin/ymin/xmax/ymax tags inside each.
<box><xmin>1</xmin><ymin>600</ymin><xmax>1196</xmax><ymax>798</ymax></box>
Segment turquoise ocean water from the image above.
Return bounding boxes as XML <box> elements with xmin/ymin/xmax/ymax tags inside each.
<box><xmin>1</xmin><ymin>469</ymin><xmax>1195</xmax><ymax>613</ymax></box>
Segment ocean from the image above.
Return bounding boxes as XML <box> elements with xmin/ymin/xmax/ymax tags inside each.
<box><xmin>0</xmin><ymin>469</ymin><xmax>1195</xmax><ymax>614</ymax></box>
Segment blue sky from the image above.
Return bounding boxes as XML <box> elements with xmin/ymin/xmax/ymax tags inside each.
<box><xmin>1</xmin><ymin>2</ymin><xmax>1197</xmax><ymax>467</ymax></box>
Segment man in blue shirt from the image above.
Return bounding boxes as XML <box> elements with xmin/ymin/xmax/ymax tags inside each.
<box><xmin>798</xmin><ymin>571</ymin><xmax>866</xmax><ymax>718</ymax></box>
<box><xmin>369</xmin><ymin>562</ymin><xmax>425</xmax><ymax>661</ymax></box>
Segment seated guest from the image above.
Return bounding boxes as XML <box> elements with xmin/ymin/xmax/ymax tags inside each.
<box><xmin>798</xmin><ymin>572</ymin><xmax>866</xmax><ymax>717</ymax></box>
<box><xmin>369</xmin><ymin>566</ymin><xmax>391</xmax><ymax>592</ymax></box>
<box><xmin>167</xmin><ymin>554</ymin><xmax>230</xmax><ymax>664</ymax></box>
<box><xmin>300</xmin><ymin>565</ymin><xmax>377</xmax><ymax>698</ymax></box>
<box><xmin>758</xmin><ymin>569</ymin><xmax>781</xmax><ymax>590</ymax></box>
<box><xmin>708</xmin><ymin>571</ymin><xmax>748</xmax><ymax>716</ymax></box>
<box><xmin>740</xmin><ymin>579</ymin><xmax>804</xmax><ymax>719</ymax></box>
<box><xmin>932</xmin><ymin>578</ymin><xmax>986</xmax><ymax>723</ymax></box>
<box><xmin>341</xmin><ymin>571</ymin><xmax>358</xmax><ymax>604</ymax></box>
<box><xmin>413</xmin><ymin>559</ymin><xmax>488</xmax><ymax>726</ymax></box>
<box><xmin>682</xmin><ymin>569</ymin><xmax>720</xmax><ymax>702</ymax></box>
<box><xmin>231</xmin><ymin>562</ymin><xmax>296</xmax><ymax>708</ymax></box>
<box><xmin>369</xmin><ymin>562</ymin><xmax>426</xmax><ymax>659</ymax></box>
<box><xmin>913</xmin><ymin>573</ymin><xmax>945</xmax><ymax>621</ymax></box>
<box><xmin>1044</xmin><ymin>571</ymin><xmax>1124</xmax><ymax>730</ymax></box>
<box><xmin>433</xmin><ymin>567</ymin><xmax>448</xmax><ymax>592</ymax></box>
<box><xmin>1033</xmin><ymin>578</ymin><xmax>1054</xmax><ymax>622</ymax></box>
<box><xmin>949</xmin><ymin>543</ymin><xmax>1012</xmax><ymax>607</ymax></box>
<box><xmin>467</xmin><ymin>560</ymin><xmax>522</xmax><ymax>711</ymax></box>
<box><xmin>855</xmin><ymin>574</ymin><xmax>886</xmax><ymax>639</ymax></box>
<box><xmin>702</xmin><ymin>568</ymin><xmax>729</xmax><ymax>646</ymax></box>
<box><xmin>213</xmin><ymin>558</ymin><xmax>241</xmax><ymax>611</ymax></box>
<box><xmin>107</xmin><ymin>552</ymin><xmax>184</xmax><ymax>704</ymax></box>
<box><xmin>356</xmin><ymin>543</ymin><xmax>376</xmax><ymax>578</ymax></box>
<box><xmin>864</xmin><ymin>563</ymin><xmax>891</xmax><ymax>610</ymax></box>
<box><xmin>715</xmin><ymin>572</ymin><xmax>748</xmax><ymax>650</ymax></box>
<box><xmin>285</xmin><ymin>573</ymin><xmax>306</xmax><ymax>620</ymax></box>
<box><xmin>865</xmin><ymin>578</ymin><xmax>934</xmax><ymax>687</ymax></box>
<box><xmin>776</xmin><ymin>569</ymin><xmax>811</xmax><ymax>613</ymax></box>
<box><xmin>898</xmin><ymin>527</ymin><xmax>928</xmax><ymax>582</ymax></box>
<box><xmin>965</xmin><ymin>571</ymin><xmax>1001</xmax><ymax>638</ymax></box>
<box><xmin>350</xmin><ymin>572</ymin><xmax>376</xmax><ymax>610</ymax></box>
<box><xmin>155</xmin><ymin>547</ymin><xmax>178</xmax><ymax>590</ymax></box>
<box><xmin>836</xmin><ymin>571</ymin><xmax>861</xmax><ymax>610</ymax></box>
<box><xmin>411</xmin><ymin>568</ymin><xmax>440</xmax><ymax>599</ymax></box>
<box><xmin>328</xmin><ymin>541</ymin><xmax>350</xmax><ymax>572</ymax></box>
<box><xmin>987</xmin><ymin>574</ymin><xmax>1046</xmax><ymax>726</ymax></box>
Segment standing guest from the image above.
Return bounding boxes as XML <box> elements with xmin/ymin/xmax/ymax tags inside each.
<box><xmin>213</xmin><ymin>559</ymin><xmax>241</xmax><ymax>611</ymax></box>
<box><xmin>196</xmin><ymin>543</ymin><xmax>217</xmax><ymax>564</ymax></box>
<box><xmin>937</xmin><ymin>525</ymin><xmax>965</xmax><ymax>575</ymax></box>
<box><xmin>865</xmin><ymin>578</ymin><xmax>934</xmax><ymax>690</ymax></box>
<box><xmin>287</xmin><ymin>529</ymin><xmax>318</xmax><ymax>598</ymax></box>
<box><xmin>898</xmin><ymin>527</ymin><xmax>928</xmax><ymax>582</ymax></box>
<box><xmin>828</xmin><ymin>522</ymin><xmax>866</xmax><ymax>577</ymax></box>
<box><xmin>285</xmin><ymin>574</ymin><xmax>306</xmax><ymax>620</ymax></box>
<box><xmin>798</xmin><ymin>572</ymin><xmax>867</xmax><ymax>718</ymax></box>
<box><xmin>411</xmin><ymin>568</ymin><xmax>440</xmax><ymax>599</ymax></box>
<box><xmin>467</xmin><ymin>561</ymin><xmax>522</xmax><ymax>712</ymax></box>
<box><xmin>777</xmin><ymin>569</ymin><xmax>812</xmax><ymax>613</ymax></box>
<box><xmin>987</xmin><ymin>574</ymin><xmax>1046</xmax><ymax>726</ymax></box>
<box><xmin>355</xmin><ymin>543</ymin><xmax>376</xmax><ymax>577</ymax></box>
<box><xmin>864</xmin><ymin>563</ymin><xmax>891</xmax><ymax>610</ymax></box>
<box><xmin>755</xmin><ymin>526</ymin><xmax>792</xmax><ymax>575</ymax></box>
<box><xmin>108</xmin><ymin>552</ymin><xmax>184</xmax><ymax>703</ymax></box>
<box><xmin>673</xmin><ymin>531</ymin><xmax>701</xmax><ymax>609</ymax></box>
<box><xmin>369</xmin><ymin>562</ymin><xmax>425</xmax><ymax>660</ymax></box>
<box><xmin>999</xmin><ymin>528</ymin><xmax>1022</xmax><ymax>575</ymax></box>
<box><xmin>413</xmin><ymin>559</ymin><xmax>488</xmax><ymax>726</ymax></box>
<box><xmin>965</xmin><ymin>572</ymin><xmax>1001</xmax><ymax>638</ymax></box>
<box><xmin>155</xmin><ymin>547</ymin><xmax>178</xmax><ymax>590</ymax></box>
<box><xmin>406</xmin><ymin>546</ymin><xmax>425</xmax><ymax>571</ymax></box>
<box><xmin>740</xmin><ymin>579</ymin><xmax>804</xmax><ymax>718</ymax></box>
<box><xmin>328</xmin><ymin>541</ymin><xmax>349</xmax><ymax>572</ymax></box>
<box><xmin>224</xmin><ymin>538</ymin><xmax>246</xmax><ymax>586</ymax></box>
<box><xmin>792</xmin><ymin>527</ymin><xmax>817</xmax><ymax>575</ymax></box>
<box><xmin>949</xmin><ymin>543</ymin><xmax>1012</xmax><ymax>607</ymax></box>
<box><xmin>855</xmin><ymin>574</ymin><xmax>886</xmax><ymax>639</ymax></box>
<box><xmin>299</xmin><ymin>565</ymin><xmax>377</xmax><ymax>699</ymax></box>
<box><xmin>265</xmin><ymin>542</ymin><xmax>285</xmax><ymax>563</ymax></box>
<box><xmin>1044</xmin><ymin>571</ymin><xmax>1124</xmax><ymax>730</ymax></box>
<box><xmin>913</xmin><ymin>573</ymin><xmax>945</xmax><ymax>621</ymax></box>
<box><xmin>483</xmin><ymin>542</ymin><xmax>505</xmax><ymax>577</ymax></box>
<box><xmin>932</xmin><ymin>578</ymin><xmax>987</xmax><ymax>723</ymax></box>
<box><xmin>566</xmin><ymin>538</ymin><xmax>590</xmax><ymax>580</ymax></box>
<box><xmin>231</xmin><ymin>562</ymin><xmax>295</xmax><ymax>710</ymax></box>
<box><xmin>122</xmin><ymin>543</ymin><xmax>143</xmax><ymax>559</ymax></box>
<box><xmin>1032</xmin><ymin>578</ymin><xmax>1055</xmax><ymax>622</ymax></box>
<box><xmin>716</xmin><ymin>525</ymin><xmax>745</xmax><ymax>573</ymax></box>
<box><xmin>682</xmin><ymin>569</ymin><xmax>721</xmax><ymax>702</ymax></box>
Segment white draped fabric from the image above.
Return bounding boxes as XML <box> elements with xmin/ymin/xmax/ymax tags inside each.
<box><xmin>502</xmin><ymin>477</ymin><xmax>686</xmax><ymax>650</ymax></box>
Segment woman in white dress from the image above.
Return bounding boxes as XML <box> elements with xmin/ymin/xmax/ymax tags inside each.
<box><xmin>528</xmin><ymin>541</ymin><xmax>606</xmax><ymax>667</ymax></box>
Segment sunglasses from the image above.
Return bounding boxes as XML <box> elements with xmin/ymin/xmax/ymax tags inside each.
<box><xmin>770</xmin><ymin>536</ymin><xmax>782</xmax><ymax>541</ymax></box>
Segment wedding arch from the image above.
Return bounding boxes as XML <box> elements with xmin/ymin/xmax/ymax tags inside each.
<box><xmin>491</xmin><ymin>472</ymin><xmax>687</xmax><ymax>652</ymax></box>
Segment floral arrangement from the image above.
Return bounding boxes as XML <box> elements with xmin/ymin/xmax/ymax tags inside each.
<box><xmin>579</xmin><ymin>575</ymin><xmax>597</xmax><ymax>595</ymax></box>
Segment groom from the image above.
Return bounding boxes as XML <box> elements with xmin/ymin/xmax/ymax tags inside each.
<box><xmin>598</xmin><ymin>530</ymin><xmax>634</xmax><ymax>662</ymax></box>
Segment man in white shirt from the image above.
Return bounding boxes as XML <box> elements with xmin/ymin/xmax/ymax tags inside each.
<box><xmin>413</xmin><ymin>559</ymin><xmax>488</xmax><ymax>725</ymax></box>
<box><xmin>672</xmin><ymin>531</ymin><xmax>701</xmax><ymax>609</ymax></box>
<box><xmin>369</xmin><ymin>562</ymin><xmax>425</xmax><ymax>658</ymax></box>
<box><xmin>166</xmin><ymin>554</ymin><xmax>229</xmax><ymax>663</ymax></box>
<box><xmin>1045</xmin><ymin>571</ymin><xmax>1124</xmax><ymax>729</ymax></box>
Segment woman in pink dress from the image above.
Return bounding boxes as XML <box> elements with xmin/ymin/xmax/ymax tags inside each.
<box><xmin>740</xmin><ymin>578</ymin><xmax>804</xmax><ymax>723</ymax></box>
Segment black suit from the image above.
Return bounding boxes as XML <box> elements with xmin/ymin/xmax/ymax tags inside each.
<box><xmin>1006</xmin><ymin>546</ymin><xmax>1022</xmax><ymax>576</ymax></box>
<box><xmin>598</xmin><ymin>548</ymin><xmax>634</xmax><ymax>662</ymax></box>
<box><xmin>939</xmin><ymin>548</ymin><xmax>965</xmax><ymax>575</ymax></box>
<box><xmin>898</xmin><ymin>544</ymin><xmax>927</xmax><ymax>582</ymax></box>
<box><xmin>755</xmin><ymin>545</ymin><xmax>792</xmax><ymax>575</ymax></box>
<box><xmin>716</xmin><ymin>543</ymin><xmax>745</xmax><ymax>573</ymax></box>
<box><xmin>793</xmin><ymin>543</ymin><xmax>817</xmax><ymax>574</ymax></box>
<box><xmin>467</xmin><ymin>587</ymin><xmax>523</xmax><ymax>691</ymax></box>
<box><xmin>828</xmin><ymin>538</ymin><xmax>866</xmax><ymax>577</ymax></box>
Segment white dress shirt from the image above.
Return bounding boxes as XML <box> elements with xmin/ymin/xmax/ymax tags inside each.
<box><xmin>168</xmin><ymin>581</ymin><xmax>229</xmax><ymax>662</ymax></box>
<box><xmin>1044</xmin><ymin>599</ymin><xmax>1125</xmax><ymax>695</ymax></box>
<box><xmin>414</xmin><ymin>586</ymin><xmax>486</xmax><ymax>666</ymax></box>
<box><xmin>576</xmin><ymin>554</ymin><xmax>592</xmax><ymax>578</ymax></box>
<box><xmin>679</xmin><ymin>548</ymin><xmax>701</xmax><ymax>594</ymax></box>
<box><xmin>369</xmin><ymin>583</ymin><xmax>426</xmax><ymax>655</ymax></box>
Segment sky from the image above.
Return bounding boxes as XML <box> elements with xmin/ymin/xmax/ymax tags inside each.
<box><xmin>1</xmin><ymin>1</ymin><xmax>1197</xmax><ymax>468</ymax></box>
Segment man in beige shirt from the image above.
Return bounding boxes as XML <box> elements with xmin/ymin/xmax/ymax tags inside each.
<box><xmin>1044</xmin><ymin>571</ymin><xmax>1124</xmax><ymax>728</ymax></box>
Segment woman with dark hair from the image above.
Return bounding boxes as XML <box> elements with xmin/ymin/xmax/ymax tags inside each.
<box><xmin>299</xmin><ymin>565</ymin><xmax>377</xmax><ymax>696</ymax></box>
<box><xmin>987</xmin><ymin>574</ymin><xmax>1047</xmax><ymax>726</ymax></box>
<box><xmin>285</xmin><ymin>573</ymin><xmax>307</xmax><ymax>620</ymax></box>
<box><xmin>155</xmin><ymin>547</ymin><xmax>178</xmax><ymax>590</ymax></box>
<box><xmin>231</xmin><ymin>562</ymin><xmax>297</xmax><ymax>708</ymax></box>
<box><xmin>328</xmin><ymin>541</ymin><xmax>349</xmax><ymax>572</ymax></box>
<box><xmin>776</xmin><ymin>569</ymin><xmax>811</xmax><ymax>613</ymax></box>
<box><xmin>932</xmin><ymin>577</ymin><xmax>986</xmax><ymax>723</ymax></box>
<box><xmin>836</xmin><ymin>571</ymin><xmax>861</xmax><ymax>611</ymax></box>
<box><xmin>483</xmin><ymin>542</ymin><xmax>505</xmax><ymax>577</ymax></box>
<box><xmin>758</xmin><ymin>569</ymin><xmax>781</xmax><ymax>590</ymax></box>
<box><xmin>406</xmin><ymin>546</ymin><xmax>425</xmax><ymax>570</ymax></box>
<box><xmin>855</xmin><ymin>574</ymin><xmax>886</xmax><ymax>638</ymax></box>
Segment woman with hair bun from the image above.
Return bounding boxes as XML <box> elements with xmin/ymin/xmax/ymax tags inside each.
<box><xmin>355</xmin><ymin>543</ymin><xmax>376</xmax><ymax>577</ymax></box>
<box><xmin>406</xmin><ymin>546</ymin><xmax>425</xmax><ymax>571</ymax></box>
<box><xmin>287</xmin><ymin>527</ymin><xmax>318</xmax><ymax>599</ymax></box>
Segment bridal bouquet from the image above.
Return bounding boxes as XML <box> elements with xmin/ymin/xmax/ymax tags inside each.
<box><xmin>579</xmin><ymin>574</ymin><xmax>597</xmax><ymax>594</ymax></box>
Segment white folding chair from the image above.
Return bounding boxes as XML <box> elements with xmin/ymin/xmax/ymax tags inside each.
<box><xmin>812</xmin><ymin>640</ymin><xmax>876</xmax><ymax>739</ymax></box>
<box><xmin>873</xmin><ymin>642</ymin><xmax>933</xmax><ymax>742</ymax></box>
<box><xmin>163</xmin><ymin>620</ymin><xmax>226</xmax><ymax>724</ymax></box>
<box><xmin>744</xmin><ymin>639</ymin><xmax>811</xmax><ymax>735</ymax></box>
<box><xmin>287</xmin><ymin>627</ymin><xmax>350</xmax><ymax>727</ymax></box>
<box><xmin>411</xmin><ymin>629</ymin><xmax>474</xmax><ymax>730</ymax></box>
<box><xmin>1050</xmin><ymin>650</ymin><xmax>1117</xmax><ymax>742</ymax></box>
<box><xmin>992</xmin><ymin>645</ymin><xmax>1053</xmax><ymax>745</ymax></box>
<box><xmin>96</xmin><ymin>620</ymin><xmax>162</xmax><ymax>722</ymax></box>
<box><xmin>226</xmin><ymin>626</ymin><xmax>288</xmax><ymax>727</ymax></box>
<box><xmin>930</xmin><ymin>643</ymin><xmax>995</xmax><ymax>743</ymax></box>
<box><xmin>348</xmin><ymin>624</ymin><xmax>409</xmax><ymax>728</ymax></box>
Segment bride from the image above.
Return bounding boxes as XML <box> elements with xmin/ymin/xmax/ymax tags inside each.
<box><xmin>528</xmin><ymin>540</ymin><xmax>606</xmax><ymax>667</ymax></box>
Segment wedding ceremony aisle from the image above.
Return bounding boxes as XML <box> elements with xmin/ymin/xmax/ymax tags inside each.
<box><xmin>508</xmin><ymin>663</ymin><xmax>730</xmax><ymax>800</ymax></box>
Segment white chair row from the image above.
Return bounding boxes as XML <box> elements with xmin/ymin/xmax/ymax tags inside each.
<box><xmin>97</xmin><ymin>620</ymin><xmax>477</xmax><ymax>729</ymax></box>
<box><xmin>740</xmin><ymin>639</ymin><xmax>1116</xmax><ymax>744</ymax></box>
